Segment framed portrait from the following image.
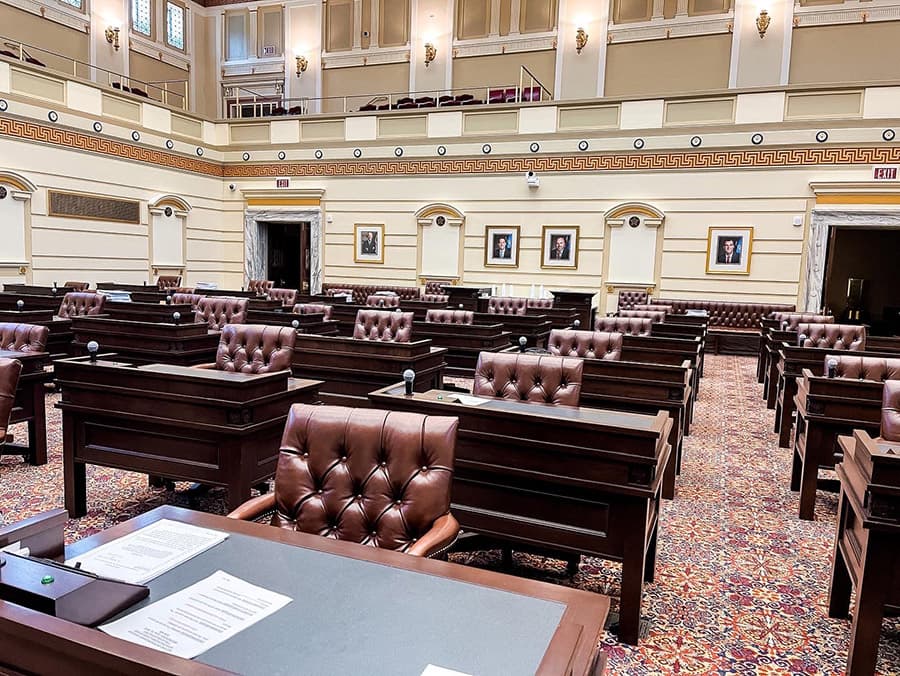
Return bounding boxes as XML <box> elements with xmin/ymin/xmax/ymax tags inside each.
<box><xmin>541</xmin><ymin>225</ymin><xmax>580</xmax><ymax>269</ymax></box>
<box><xmin>484</xmin><ymin>226</ymin><xmax>520</xmax><ymax>267</ymax></box>
<box><xmin>706</xmin><ymin>226</ymin><xmax>753</xmax><ymax>275</ymax></box>
<box><xmin>354</xmin><ymin>224</ymin><xmax>384</xmax><ymax>264</ymax></box>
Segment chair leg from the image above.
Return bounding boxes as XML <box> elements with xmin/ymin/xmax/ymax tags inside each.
<box><xmin>566</xmin><ymin>555</ymin><xmax>580</xmax><ymax>577</ymax></box>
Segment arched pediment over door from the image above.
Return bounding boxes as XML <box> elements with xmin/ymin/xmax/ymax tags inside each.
<box><xmin>601</xmin><ymin>202</ymin><xmax>666</xmax><ymax>313</ymax></box>
<box><xmin>415</xmin><ymin>203</ymin><xmax>465</xmax><ymax>288</ymax></box>
<box><xmin>148</xmin><ymin>194</ymin><xmax>191</xmax><ymax>280</ymax></box>
<box><xmin>0</xmin><ymin>171</ymin><xmax>37</xmax><ymax>283</ymax></box>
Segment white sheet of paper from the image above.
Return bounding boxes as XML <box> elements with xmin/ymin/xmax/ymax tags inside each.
<box><xmin>421</xmin><ymin>665</ymin><xmax>472</xmax><ymax>676</ymax></box>
<box><xmin>99</xmin><ymin>570</ymin><xmax>291</xmax><ymax>659</ymax></box>
<box><xmin>0</xmin><ymin>541</ymin><xmax>28</xmax><ymax>556</ymax></box>
<box><xmin>66</xmin><ymin>519</ymin><xmax>228</xmax><ymax>584</ymax></box>
<box><xmin>452</xmin><ymin>394</ymin><xmax>490</xmax><ymax>406</ymax></box>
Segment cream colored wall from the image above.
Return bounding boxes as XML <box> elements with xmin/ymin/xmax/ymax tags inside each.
<box><xmin>322</xmin><ymin>63</ymin><xmax>411</xmax><ymax>112</ymax></box>
<box><xmin>790</xmin><ymin>23</ymin><xmax>900</xmax><ymax>84</ymax></box>
<box><xmin>192</xmin><ymin>14</ymin><xmax>218</xmax><ymax>118</ymax></box>
<box><xmin>129</xmin><ymin>52</ymin><xmax>189</xmax><ymax>99</ymax></box>
<box><xmin>0</xmin><ymin>4</ymin><xmax>90</xmax><ymax>78</ymax></box>
<box><xmin>452</xmin><ymin>50</ymin><xmax>556</xmax><ymax>91</ymax></box>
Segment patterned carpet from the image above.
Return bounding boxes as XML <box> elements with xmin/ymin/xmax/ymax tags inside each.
<box><xmin>1</xmin><ymin>354</ymin><xmax>899</xmax><ymax>674</ymax></box>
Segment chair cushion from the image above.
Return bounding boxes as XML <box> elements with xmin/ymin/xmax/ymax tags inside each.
<box><xmin>63</xmin><ymin>281</ymin><xmax>90</xmax><ymax>291</ymax></box>
<box><xmin>617</xmin><ymin>290</ymin><xmax>649</xmax><ymax>310</ymax></box>
<box><xmin>248</xmin><ymin>280</ymin><xmax>274</xmax><ymax>294</ymax></box>
<box><xmin>425</xmin><ymin>309</ymin><xmax>474</xmax><ymax>325</ymax></box>
<box><xmin>57</xmin><ymin>292</ymin><xmax>105</xmax><ymax>318</ymax></box>
<box><xmin>473</xmin><ymin>352</ymin><xmax>583</xmax><ymax>406</ymax></box>
<box><xmin>632</xmin><ymin>304</ymin><xmax>673</xmax><ymax>315</ymax></box>
<box><xmin>353</xmin><ymin>310</ymin><xmax>413</xmax><ymax>342</ymax></box>
<box><xmin>424</xmin><ymin>281</ymin><xmax>446</xmax><ymax>295</ymax></box>
<box><xmin>488</xmin><ymin>297</ymin><xmax>528</xmax><ymax>316</ymax></box>
<box><xmin>195</xmin><ymin>297</ymin><xmax>248</xmax><ymax>330</ymax></box>
<box><xmin>156</xmin><ymin>275</ymin><xmax>182</xmax><ymax>290</ymax></box>
<box><xmin>421</xmin><ymin>294</ymin><xmax>449</xmax><ymax>303</ymax></box>
<box><xmin>771</xmin><ymin>312</ymin><xmax>834</xmax><ymax>330</ymax></box>
<box><xmin>366</xmin><ymin>294</ymin><xmax>400</xmax><ymax>308</ymax></box>
<box><xmin>547</xmin><ymin>329</ymin><xmax>623</xmax><ymax>360</ymax></box>
<box><xmin>293</xmin><ymin>303</ymin><xmax>333</xmax><ymax>320</ymax></box>
<box><xmin>171</xmin><ymin>293</ymin><xmax>204</xmax><ymax>309</ymax></box>
<box><xmin>215</xmin><ymin>324</ymin><xmax>295</xmax><ymax>373</ymax></box>
<box><xmin>618</xmin><ymin>310</ymin><xmax>666</xmax><ymax>323</ymax></box>
<box><xmin>884</xmin><ymin>380</ymin><xmax>900</xmax><ymax>443</ymax></box>
<box><xmin>526</xmin><ymin>298</ymin><xmax>554</xmax><ymax>309</ymax></box>
<box><xmin>269</xmin><ymin>288</ymin><xmax>298</xmax><ymax>306</ymax></box>
<box><xmin>830</xmin><ymin>356</ymin><xmax>900</xmax><ymax>381</ymax></box>
<box><xmin>594</xmin><ymin>316</ymin><xmax>653</xmax><ymax>336</ymax></box>
<box><xmin>797</xmin><ymin>323</ymin><xmax>866</xmax><ymax>351</ymax></box>
<box><xmin>0</xmin><ymin>322</ymin><xmax>48</xmax><ymax>352</ymax></box>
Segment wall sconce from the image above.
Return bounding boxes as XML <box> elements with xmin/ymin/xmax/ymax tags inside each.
<box><xmin>575</xmin><ymin>27</ymin><xmax>589</xmax><ymax>54</ymax></box>
<box><xmin>756</xmin><ymin>9</ymin><xmax>771</xmax><ymax>38</ymax></box>
<box><xmin>105</xmin><ymin>26</ymin><xmax>120</xmax><ymax>51</ymax></box>
<box><xmin>424</xmin><ymin>42</ymin><xmax>436</xmax><ymax>67</ymax></box>
<box><xmin>295</xmin><ymin>55</ymin><xmax>308</xmax><ymax>77</ymax></box>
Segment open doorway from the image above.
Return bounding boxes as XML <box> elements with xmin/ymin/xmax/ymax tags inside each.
<box><xmin>266</xmin><ymin>222</ymin><xmax>310</xmax><ymax>292</ymax></box>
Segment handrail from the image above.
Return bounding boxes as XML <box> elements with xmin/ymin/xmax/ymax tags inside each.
<box><xmin>519</xmin><ymin>65</ymin><xmax>552</xmax><ymax>102</ymax></box>
<box><xmin>0</xmin><ymin>35</ymin><xmax>190</xmax><ymax>111</ymax></box>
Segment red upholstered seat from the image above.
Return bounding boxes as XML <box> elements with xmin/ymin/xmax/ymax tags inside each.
<box><xmin>421</xmin><ymin>294</ymin><xmax>449</xmax><ymax>303</ymax></box>
<box><xmin>63</xmin><ymin>281</ymin><xmax>90</xmax><ymax>291</ymax></box>
<box><xmin>248</xmin><ymin>280</ymin><xmax>274</xmax><ymax>294</ymax></box>
<box><xmin>526</xmin><ymin>298</ymin><xmax>554</xmax><ymax>309</ymax></box>
<box><xmin>655</xmin><ymin>298</ymin><xmax>795</xmax><ymax>329</ymax></box>
<box><xmin>171</xmin><ymin>292</ymin><xmax>204</xmax><ymax>309</ymax></box>
<box><xmin>366</xmin><ymin>294</ymin><xmax>400</xmax><ymax>308</ymax></box>
<box><xmin>830</xmin><ymin>356</ymin><xmax>900</xmax><ymax>381</ymax></box>
<box><xmin>213</xmin><ymin>324</ymin><xmax>295</xmax><ymax>373</ymax></box>
<box><xmin>883</xmin><ymin>380</ymin><xmax>900</xmax><ymax>443</ymax></box>
<box><xmin>771</xmin><ymin>312</ymin><xmax>834</xmax><ymax>330</ymax></box>
<box><xmin>618</xmin><ymin>310</ymin><xmax>665</xmax><ymax>323</ymax></box>
<box><xmin>617</xmin><ymin>291</ymin><xmax>649</xmax><ymax>310</ymax></box>
<box><xmin>473</xmin><ymin>352</ymin><xmax>583</xmax><ymax>406</ymax></box>
<box><xmin>156</xmin><ymin>275</ymin><xmax>182</xmax><ymax>290</ymax></box>
<box><xmin>269</xmin><ymin>288</ymin><xmax>298</xmax><ymax>306</ymax></box>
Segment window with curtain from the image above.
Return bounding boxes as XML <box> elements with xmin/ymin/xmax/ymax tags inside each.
<box><xmin>166</xmin><ymin>1</ymin><xmax>185</xmax><ymax>50</ymax></box>
<box><xmin>132</xmin><ymin>0</ymin><xmax>152</xmax><ymax>36</ymax></box>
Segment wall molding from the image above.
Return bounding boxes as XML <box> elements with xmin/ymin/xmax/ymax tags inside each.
<box><xmin>2</xmin><ymin>0</ymin><xmax>89</xmax><ymax>32</ymax></box>
<box><xmin>608</xmin><ymin>13</ymin><xmax>734</xmax><ymax>43</ymax></box>
<box><xmin>322</xmin><ymin>46</ymin><xmax>411</xmax><ymax>70</ymax></box>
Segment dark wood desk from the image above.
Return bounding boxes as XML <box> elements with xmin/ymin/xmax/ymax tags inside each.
<box><xmin>764</xmin><ymin>331</ymin><xmax>797</xmax><ymax>408</ymax></box>
<box><xmin>245</xmin><ymin>309</ymin><xmax>339</xmax><ymax>335</ymax></box>
<box><xmin>1</xmin><ymin>349</ymin><xmax>51</xmax><ymax>465</ymax></box>
<box><xmin>54</xmin><ymin>357</ymin><xmax>321</xmax><ymax>515</ymax></box>
<box><xmin>290</xmin><ymin>334</ymin><xmax>446</xmax><ymax>406</ymax></box>
<box><xmin>652</xmin><ymin>321</ymin><xmax>708</xmax><ymax>377</ymax></box>
<box><xmin>472</xmin><ymin>312</ymin><xmax>553</xmax><ymax>348</ymax></box>
<box><xmin>0</xmin><ymin>310</ymin><xmax>72</xmax><ymax>359</ymax></box>
<box><xmin>412</xmin><ymin>321</ymin><xmax>510</xmax><ymax>376</ymax></box>
<box><xmin>828</xmin><ymin>431</ymin><xmax>900</xmax><ymax>676</ymax></box>
<box><xmin>621</xmin><ymin>335</ymin><xmax>702</xmax><ymax>423</ymax></box>
<box><xmin>69</xmin><ymin>317</ymin><xmax>220</xmax><ymax>366</ymax></box>
<box><xmin>369</xmin><ymin>385</ymin><xmax>672</xmax><ymax>646</ymax></box>
<box><xmin>95</xmin><ymin>282</ymin><xmax>159</xmax><ymax>293</ymax></box>
<box><xmin>756</xmin><ymin>318</ymin><xmax>780</xmax><ymax>383</ymax></box>
<box><xmin>551</xmin><ymin>290</ymin><xmax>595</xmax><ymax>330</ymax></box>
<box><xmin>526</xmin><ymin>306</ymin><xmax>579</xmax><ymax>330</ymax></box>
<box><xmin>0</xmin><ymin>293</ymin><xmax>63</xmax><ymax>312</ymax></box>
<box><xmin>791</xmin><ymin>371</ymin><xmax>887</xmax><ymax>520</ymax></box>
<box><xmin>246</xmin><ymin>298</ymin><xmax>285</xmax><ymax>312</ymax></box>
<box><xmin>443</xmin><ymin>285</ymin><xmax>491</xmax><ymax>311</ymax></box>
<box><xmin>104</xmin><ymin>301</ymin><xmax>194</xmax><ymax>323</ymax></box>
<box><xmin>0</xmin><ymin>505</ymin><xmax>608</xmax><ymax>675</ymax></box>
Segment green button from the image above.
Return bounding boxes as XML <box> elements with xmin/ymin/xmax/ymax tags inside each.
<box><xmin>41</xmin><ymin>575</ymin><xmax>54</xmax><ymax>585</ymax></box>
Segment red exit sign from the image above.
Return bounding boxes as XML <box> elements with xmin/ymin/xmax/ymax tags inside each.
<box><xmin>873</xmin><ymin>165</ymin><xmax>898</xmax><ymax>180</ymax></box>
<box><xmin>276</xmin><ymin>178</ymin><xmax>290</xmax><ymax>188</ymax></box>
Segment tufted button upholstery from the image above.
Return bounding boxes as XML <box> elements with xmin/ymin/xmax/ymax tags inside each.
<box><xmin>488</xmin><ymin>297</ymin><xmax>528</xmax><ymax>316</ymax></box>
<box><xmin>883</xmin><ymin>380</ymin><xmax>900</xmax><ymax>443</ymax></box>
<box><xmin>293</xmin><ymin>303</ymin><xmax>333</xmax><ymax>320</ymax></box>
<box><xmin>156</xmin><ymin>275</ymin><xmax>182</xmax><ymax>290</ymax></box>
<box><xmin>830</xmin><ymin>356</ymin><xmax>900</xmax><ymax>381</ymax></box>
<box><xmin>421</xmin><ymin>294</ymin><xmax>450</xmax><ymax>303</ymax></box>
<box><xmin>618</xmin><ymin>310</ymin><xmax>666</xmax><ymax>323</ymax></box>
<box><xmin>424</xmin><ymin>281</ymin><xmax>446</xmax><ymax>295</ymax></box>
<box><xmin>212</xmin><ymin>324</ymin><xmax>296</xmax><ymax>373</ymax></box>
<box><xmin>655</xmin><ymin>298</ymin><xmax>795</xmax><ymax>329</ymax></box>
<box><xmin>0</xmin><ymin>322</ymin><xmax>49</xmax><ymax>353</ymax></box>
<box><xmin>526</xmin><ymin>298</ymin><xmax>554</xmax><ymax>309</ymax></box>
<box><xmin>366</xmin><ymin>294</ymin><xmax>400</xmax><ymax>308</ymax></box>
<box><xmin>248</xmin><ymin>280</ymin><xmax>274</xmax><ymax>295</ymax></box>
<box><xmin>632</xmin><ymin>304</ymin><xmax>673</xmax><ymax>315</ymax></box>
<box><xmin>268</xmin><ymin>288</ymin><xmax>298</xmax><ymax>306</ymax></box>
<box><xmin>0</xmin><ymin>358</ymin><xmax>23</xmax><ymax>440</ymax></box>
<box><xmin>323</xmin><ymin>284</ymin><xmax>420</xmax><ymax>304</ymax></box>
<box><xmin>594</xmin><ymin>316</ymin><xmax>653</xmax><ymax>336</ymax></box>
<box><xmin>260</xmin><ymin>404</ymin><xmax>458</xmax><ymax>554</ymax></box>
<box><xmin>171</xmin><ymin>293</ymin><xmax>205</xmax><ymax>310</ymax></box>
<box><xmin>63</xmin><ymin>281</ymin><xmax>90</xmax><ymax>291</ymax></box>
<box><xmin>547</xmin><ymin>329</ymin><xmax>623</xmax><ymax>360</ymax></box>
<box><xmin>353</xmin><ymin>309</ymin><xmax>413</xmax><ymax>342</ymax></box>
<box><xmin>473</xmin><ymin>352</ymin><xmax>583</xmax><ymax>406</ymax></box>
<box><xmin>617</xmin><ymin>291</ymin><xmax>649</xmax><ymax>310</ymax></box>
<box><xmin>425</xmin><ymin>309</ymin><xmax>474</xmax><ymax>325</ymax></box>
<box><xmin>56</xmin><ymin>292</ymin><xmax>105</xmax><ymax>319</ymax></box>
<box><xmin>797</xmin><ymin>323</ymin><xmax>866</xmax><ymax>351</ymax></box>
<box><xmin>771</xmin><ymin>312</ymin><xmax>834</xmax><ymax>330</ymax></box>
<box><xmin>194</xmin><ymin>296</ymin><xmax>249</xmax><ymax>330</ymax></box>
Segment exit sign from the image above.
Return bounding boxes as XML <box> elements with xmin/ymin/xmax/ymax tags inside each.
<box><xmin>873</xmin><ymin>165</ymin><xmax>898</xmax><ymax>180</ymax></box>
<box><xmin>276</xmin><ymin>178</ymin><xmax>290</xmax><ymax>188</ymax></box>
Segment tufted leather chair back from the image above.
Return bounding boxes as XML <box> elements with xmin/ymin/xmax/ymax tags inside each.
<box><xmin>0</xmin><ymin>358</ymin><xmax>23</xmax><ymax>439</ymax></box>
<box><xmin>830</xmin><ymin>355</ymin><xmax>900</xmax><ymax>381</ymax></box>
<box><xmin>0</xmin><ymin>323</ymin><xmax>49</xmax><ymax>353</ymax></box>
<box><xmin>548</xmin><ymin>329</ymin><xmax>623</xmax><ymax>360</ymax></box>
<box><xmin>214</xmin><ymin>324</ymin><xmax>296</xmax><ymax>374</ymax></box>
<box><xmin>248</xmin><ymin>280</ymin><xmax>274</xmax><ymax>295</ymax></box>
<box><xmin>488</xmin><ymin>297</ymin><xmax>528</xmax><ymax>316</ymax></box>
<box><xmin>526</xmin><ymin>298</ymin><xmax>554</xmax><ymax>309</ymax></box>
<box><xmin>421</xmin><ymin>294</ymin><xmax>449</xmax><ymax>303</ymax></box>
<box><xmin>473</xmin><ymin>352</ymin><xmax>583</xmax><ymax>406</ymax></box>
<box><xmin>323</xmin><ymin>287</ymin><xmax>354</xmax><ymax>299</ymax></box>
<box><xmin>293</xmin><ymin>303</ymin><xmax>333</xmax><ymax>320</ymax></box>
<box><xmin>171</xmin><ymin>293</ymin><xmax>204</xmax><ymax>309</ymax></box>
<box><xmin>323</xmin><ymin>284</ymin><xmax>420</xmax><ymax>304</ymax></box>
<box><xmin>269</xmin><ymin>288</ymin><xmax>298</xmax><ymax>307</ymax></box>
<box><xmin>655</xmin><ymin>299</ymin><xmax>795</xmax><ymax>329</ymax></box>
<box><xmin>883</xmin><ymin>380</ymin><xmax>900</xmax><ymax>442</ymax></box>
<box><xmin>424</xmin><ymin>281</ymin><xmax>446</xmax><ymax>295</ymax></box>
<box><xmin>425</xmin><ymin>309</ymin><xmax>474</xmax><ymax>325</ymax></box>
<box><xmin>771</xmin><ymin>312</ymin><xmax>834</xmax><ymax>331</ymax></box>
<box><xmin>617</xmin><ymin>290</ymin><xmax>649</xmax><ymax>310</ymax></box>
<box><xmin>353</xmin><ymin>310</ymin><xmax>413</xmax><ymax>342</ymax></box>
<box><xmin>63</xmin><ymin>281</ymin><xmax>90</xmax><ymax>291</ymax></box>
<box><xmin>269</xmin><ymin>404</ymin><xmax>457</xmax><ymax>552</ymax></box>
<box><xmin>633</xmin><ymin>304</ymin><xmax>673</xmax><ymax>315</ymax></box>
<box><xmin>618</xmin><ymin>310</ymin><xmax>666</xmax><ymax>323</ymax></box>
<box><xmin>156</xmin><ymin>275</ymin><xmax>182</xmax><ymax>290</ymax></box>
<box><xmin>57</xmin><ymin>292</ymin><xmax>105</xmax><ymax>318</ymax></box>
<box><xmin>797</xmin><ymin>323</ymin><xmax>866</xmax><ymax>351</ymax></box>
<box><xmin>194</xmin><ymin>296</ymin><xmax>249</xmax><ymax>330</ymax></box>
<box><xmin>366</xmin><ymin>294</ymin><xmax>400</xmax><ymax>308</ymax></box>
<box><xmin>594</xmin><ymin>316</ymin><xmax>652</xmax><ymax>336</ymax></box>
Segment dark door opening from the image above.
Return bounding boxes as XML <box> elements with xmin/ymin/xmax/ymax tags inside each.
<box><xmin>266</xmin><ymin>222</ymin><xmax>310</xmax><ymax>292</ymax></box>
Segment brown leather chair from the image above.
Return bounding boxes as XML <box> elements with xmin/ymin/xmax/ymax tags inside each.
<box><xmin>618</xmin><ymin>309</ymin><xmax>665</xmax><ymax>323</ymax></box>
<box><xmin>323</xmin><ymin>287</ymin><xmax>354</xmax><ymax>298</ymax></box>
<box><xmin>194</xmin><ymin>297</ymin><xmax>248</xmax><ymax>330</ymax></box>
<box><xmin>322</xmin><ymin>284</ymin><xmax>420</xmax><ymax>304</ymax></box>
<box><xmin>655</xmin><ymin>298</ymin><xmax>795</xmax><ymax>330</ymax></box>
<box><xmin>248</xmin><ymin>280</ymin><xmax>274</xmax><ymax>295</ymax></box>
<box><xmin>594</xmin><ymin>316</ymin><xmax>652</xmax><ymax>336</ymax></box>
<box><xmin>171</xmin><ymin>292</ymin><xmax>205</xmax><ymax>309</ymax></box>
<box><xmin>423</xmin><ymin>281</ymin><xmax>446</xmax><ymax>295</ymax></box>
<box><xmin>830</xmin><ymin>355</ymin><xmax>900</xmax><ymax>381</ymax></box>
<box><xmin>366</xmin><ymin>294</ymin><xmax>400</xmax><ymax>308</ymax></box>
<box><xmin>156</xmin><ymin>275</ymin><xmax>182</xmax><ymax>290</ymax></box>
<box><xmin>56</xmin><ymin>292</ymin><xmax>105</xmax><ymax>318</ymax></box>
<box><xmin>228</xmin><ymin>404</ymin><xmax>460</xmax><ymax>557</ymax></box>
<box><xmin>771</xmin><ymin>312</ymin><xmax>834</xmax><ymax>330</ymax></box>
<box><xmin>0</xmin><ymin>323</ymin><xmax>49</xmax><ymax>353</ymax></box>
<box><xmin>63</xmin><ymin>281</ymin><xmax>90</xmax><ymax>291</ymax></box>
<box><xmin>547</xmin><ymin>329</ymin><xmax>623</xmax><ymax>360</ymax></box>
<box><xmin>293</xmin><ymin>303</ymin><xmax>333</xmax><ymax>320</ymax></box>
<box><xmin>269</xmin><ymin>288</ymin><xmax>298</xmax><ymax>306</ymax></box>
<box><xmin>883</xmin><ymin>380</ymin><xmax>900</xmax><ymax>444</ymax></box>
<box><xmin>425</xmin><ymin>309</ymin><xmax>474</xmax><ymax>325</ymax></box>
<box><xmin>632</xmin><ymin>304</ymin><xmax>673</xmax><ymax>315</ymax></box>
<box><xmin>526</xmin><ymin>298</ymin><xmax>554</xmax><ymax>310</ymax></box>
<box><xmin>488</xmin><ymin>297</ymin><xmax>528</xmax><ymax>316</ymax></box>
<box><xmin>421</xmin><ymin>294</ymin><xmax>449</xmax><ymax>303</ymax></box>
<box><xmin>195</xmin><ymin>324</ymin><xmax>295</xmax><ymax>373</ymax></box>
<box><xmin>797</xmin><ymin>323</ymin><xmax>866</xmax><ymax>351</ymax></box>
<box><xmin>473</xmin><ymin>352</ymin><xmax>583</xmax><ymax>405</ymax></box>
<box><xmin>617</xmin><ymin>290</ymin><xmax>649</xmax><ymax>310</ymax></box>
<box><xmin>353</xmin><ymin>309</ymin><xmax>413</xmax><ymax>342</ymax></box>
<box><xmin>0</xmin><ymin>358</ymin><xmax>22</xmax><ymax>444</ymax></box>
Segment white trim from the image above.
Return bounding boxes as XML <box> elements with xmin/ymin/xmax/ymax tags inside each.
<box><xmin>553</xmin><ymin>0</ymin><xmax>565</xmax><ymax>100</ymax></box>
<box><xmin>322</xmin><ymin>45</ymin><xmax>411</xmax><ymax>69</ymax></box>
<box><xmin>794</xmin><ymin>0</ymin><xmax>900</xmax><ymax>26</ymax></box>
<box><xmin>727</xmin><ymin>0</ymin><xmax>742</xmax><ymax>88</ymax></box>
<box><xmin>129</xmin><ymin>34</ymin><xmax>192</xmax><ymax>71</ymax></box>
<box><xmin>452</xmin><ymin>32</ymin><xmax>556</xmax><ymax>57</ymax></box>
<box><xmin>3</xmin><ymin>0</ymin><xmax>89</xmax><ymax>31</ymax></box>
<box><xmin>408</xmin><ymin>0</ymin><xmax>418</xmax><ymax>93</ymax></box>
<box><xmin>609</xmin><ymin>11</ymin><xmax>733</xmax><ymax>43</ymax></box>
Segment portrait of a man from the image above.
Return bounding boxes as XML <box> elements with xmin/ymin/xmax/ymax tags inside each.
<box><xmin>484</xmin><ymin>226</ymin><xmax>520</xmax><ymax>267</ymax></box>
<box><xmin>549</xmin><ymin>234</ymin><xmax>571</xmax><ymax>261</ymax></box>
<box><xmin>706</xmin><ymin>227</ymin><xmax>753</xmax><ymax>274</ymax></box>
<box><xmin>541</xmin><ymin>226</ymin><xmax>579</xmax><ymax>268</ymax></box>
<box><xmin>492</xmin><ymin>234</ymin><xmax>512</xmax><ymax>258</ymax></box>
<box><xmin>354</xmin><ymin>224</ymin><xmax>385</xmax><ymax>264</ymax></box>
<box><xmin>716</xmin><ymin>236</ymin><xmax>742</xmax><ymax>265</ymax></box>
<box><xmin>360</xmin><ymin>230</ymin><xmax>378</xmax><ymax>255</ymax></box>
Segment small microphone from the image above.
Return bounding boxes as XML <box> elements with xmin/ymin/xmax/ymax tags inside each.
<box><xmin>573</xmin><ymin>319</ymin><xmax>581</xmax><ymax>329</ymax></box>
<box><xmin>291</xmin><ymin>319</ymin><xmax>300</xmax><ymax>330</ymax></box>
<box><xmin>781</xmin><ymin>320</ymin><xmax>789</xmax><ymax>330</ymax></box>
<box><xmin>518</xmin><ymin>336</ymin><xmax>527</xmax><ymax>353</ymax></box>
<box><xmin>166</xmin><ymin>295</ymin><xmax>172</xmax><ymax>305</ymax></box>
<box><xmin>458</xmin><ymin>304</ymin><xmax>464</xmax><ymax>309</ymax></box>
<box><xmin>16</xmin><ymin>299</ymin><xmax>23</xmax><ymax>311</ymax></box>
<box><xmin>403</xmin><ymin>369</ymin><xmax>415</xmax><ymax>396</ymax></box>
<box><xmin>52</xmin><ymin>282</ymin><xmax>58</xmax><ymax>295</ymax></box>
<box><xmin>172</xmin><ymin>311</ymin><xmax>181</xmax><ymax>325</ymax></box>
<box><xmin>86</xmin><ymin>340</ymin><xmax>100</xmax><ymax>363</ymax></box>
<box><xmin>827</xmin><ymin>358</ymin><xmax>838</xmax><ymax>378</ymax></box>
<box><xmin>798</xmin><ymin>333</ymin><xmax>807</xmax><ymax>346</ymax></box>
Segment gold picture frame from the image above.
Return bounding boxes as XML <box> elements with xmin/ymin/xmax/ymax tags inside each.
<box><xmin>706</xmin><ymin>226</ymin><xmax>753</xmax><ymax>275</ymax></box>
<box><xmin>484</xmin><ymin>225</ymin><xmax>520</xmax><ymax>267</ymax></box>
<box><xmin>541</xmin><ymin>225</ymin><xmax>580</xmax><ymax>269</ymax></box>
<box><xmin>354</xmin><ymin>223</ymin><xmax>385</xmax><ymax>264</ymax></box>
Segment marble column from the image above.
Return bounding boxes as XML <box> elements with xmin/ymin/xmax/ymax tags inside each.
<box><xmin>244</xmin><ymin>208</ymin><xmax>323</xmax><ymax>293</ymax></box>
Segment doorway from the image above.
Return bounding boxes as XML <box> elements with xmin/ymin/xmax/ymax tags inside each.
<box><xmin>266</xmin><ymin>222</ymin><xmax>310</xmax><ymax>292</ymax></box>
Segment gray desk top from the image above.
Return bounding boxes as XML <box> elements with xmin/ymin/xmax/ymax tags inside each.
<box><xmin>120</xmin><ymin>533</ymin><xmax>566</xmax><ymax>675</ymax></box>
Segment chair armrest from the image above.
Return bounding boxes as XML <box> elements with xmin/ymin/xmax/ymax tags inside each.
<box><xmin>227</xmin><ymin>493</ymin><xmax>276</xmax><ymax>521</ymax></box>
<box><xmin>407</xmin><ymin>512</ymin><xmax>460</xmax><ymax>558</ymax></box>
<box><xmin>191</xmin><ymin>362</ymin><xmax>216</xmax><ymax>370</ymax></box>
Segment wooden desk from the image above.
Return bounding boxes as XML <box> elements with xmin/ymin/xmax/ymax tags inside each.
<box><xmin>69</xmin><ymin>317</ymin><xmax>220</xmax><ymax>366</ymax></box>
<box><xmin>0</xmin><ymin>505</ymin><xmax>609</xmax><ymax>675</ymax></box>
<box><xmin>54</xmin><ymin>357</ymin><xmax>321</xmax><ymax>515</ymax></box>
<box><xmin>472</xmin><ymin>312</ymin><xmax>553</xmax><ymax>348</ymax></box>
<box><xmin>526</xmin><ymin>306</ymin><xmax>579</xmax><ymax>330</ymax></box>
<box><xmin>104</xmin><ymin>301</ymin><xmax>194</xmax><ymax>323</ymax></box>
<box><xmin>551</xmin><ymin>290</ymin><xmax>595</xmax><ymax>330</ymax></box>
<box><xmin>0</xmin><ymin>293</ymin><xmax>63</xmax><ymax>313</ymax></box>
<box><xmin>244</xmin><ymin>309</ymin><xmax>339</xmax><ymax>335</ymax></box>
<box><xmin>1</xmin><ymin>349</ymin><xmax>51</xmax><ymax>465</ymax></box>
<box><xmin>0</xmin><ymin>310</ymin><xmax>72</xmax><ymax>359</ymax></box>
<box><xmin>763</xmin><ymin>331</ymin><xmax>797</xmax><ymax>408</ymax></box>
<box><xmin>756</xmin><ymin>318</ymin><xmax>779</xmax><ymax>383</ymax></box>
<box><xmin>369</xmin><ymin>385</ymin><xmax>672</xmax><ymax>646</ymax></box>
<box><xmin>652</xmin><ymin>321</ymin><xmax>708</xmax><ymax>377</ymax></box>
<box><xmin>290</xmin><ymin>334</ymin><xmax>446</xmax><ymax>406</ymax></box>
<box><xmin>412</xmin><ymin>321</ymin><xmax>510</xmax><ymax>376</ymax></box>
<box><xmin>443</xmin><ymin>285</ymin><xmax>491</xmax><ymax>311</ymax></box>
<box><xmin>791</xmin><ymin>371</ymin><xmax>887</xmax><ymax>520</ymax></box>
<box><xmin>246</xmin><ymin>298</ymin><xmax>285</xmax><ymax>312</ymax></box>
<box><xmin>828</xmin><ymin>431</ymin><xmax>900</xmax><ymax>676</ymax></box>
<box><xmin>621</xmin><ymin>335</ymin><xmax>702</xmax><ymax>423</ymax></box>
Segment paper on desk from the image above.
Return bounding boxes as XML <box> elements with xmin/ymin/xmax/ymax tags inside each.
<box><xmin>66</xmin><ymin>519</ymin><xmax>228</xmax><ymax>585</ymax></box>
<box><xmin>451</xmin><ymin>394</ymin><xmax>490</xmax><ymax>406</ymax></box>
<box><xmin>421</xmin><ymin>666</ymin><xmax>472</xmax><ymax>676</ymax></box>
<box><xmin>0</xmin><ymin>541</ymin><xmax>29</xmax><ymax>557</ymax></box>
<box><xmin>99</xmin><ymin>570</ymin><xmax>291</xmax><ymax>659</ymax></box>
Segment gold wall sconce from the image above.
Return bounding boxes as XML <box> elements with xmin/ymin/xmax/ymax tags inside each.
<box><xmin>575</xmin><ymin>27</ymin><xmax>588</xmax><ymax>53</ymax></box>
<box><xmin>756</xmin><ymin>9</ymin><xmax>771</xmax><ymax>38</ymax></box>
<box><xmin>424</xmin><ymin>42</ymin><xmax>436</xmax><ymax>67</ymax></box>
<box><xmin>105</xmin><ymin>26</ymin><xmax>120</xmax><ymax>51</ymax></box>
<box><xmin>295</xmin><ymin>55</ymin><xmax>308</xmax><ymax>77</ymax></box>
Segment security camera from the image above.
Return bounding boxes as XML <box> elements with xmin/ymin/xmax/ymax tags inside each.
<box><xmin>525</xmin><ymin>171</ymin><xmax>539</xmax><ymax>189</ymax></box>
<box><xmin>228</xmin><ymin>183</ymin><xmax>236</xmax><ymax>192</ymax></box>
